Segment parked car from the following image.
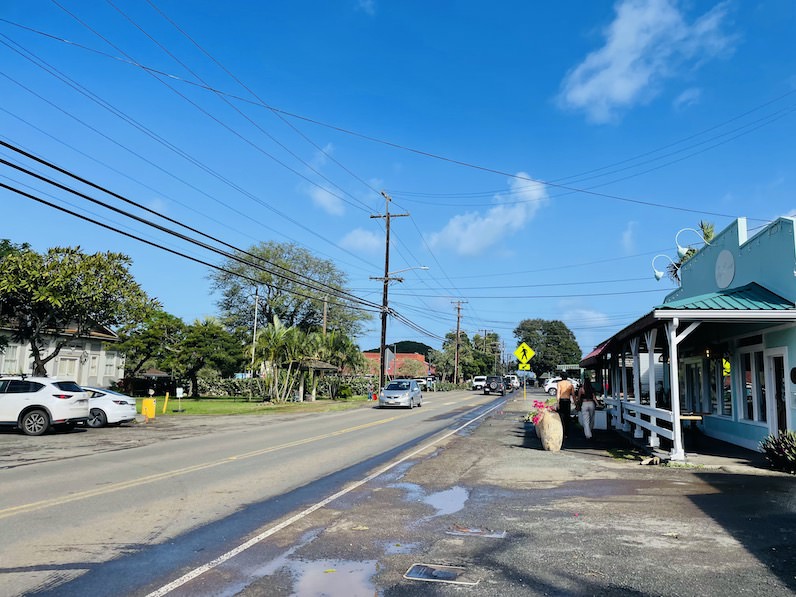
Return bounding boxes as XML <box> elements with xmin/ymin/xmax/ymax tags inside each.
<box><xmin>471</xmin><ymin>376</ymin><xmax>487</xmax><ymax>391</ymax></box>
<box><xmin>483</xmin><ymin>375</ymin><xmax>505</xmax><ymax>396</ymax></box>
<box><xmin>379</xmin><ymin>379</ymin><xmax>423</xmax><ymax>409</ymax></box>
<box><xmin>82</xmin><ymin>387</ymin><xmax>137</xmax><ymax>427</ymax></box>
<box><xmin>543</xmin><ymin>377</ymin><xmax>581</xmax><ymax>396</ymax></box>
<box><xmin>0</xmin><ymin>376</ymin><xmax>88</xmax><ymax>436</ymax></box>
<box><xmin>414</xmin><ymin>378</ymin><xmax>427</xmax><ymax>389</ymax></box>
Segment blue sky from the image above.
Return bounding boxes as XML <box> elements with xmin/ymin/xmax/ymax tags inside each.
<box><xmin>1</xmin><ymin>0</ymin><xmax>794</xmax><ymax>358</ymax></box>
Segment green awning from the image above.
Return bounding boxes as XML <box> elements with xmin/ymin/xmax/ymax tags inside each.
<box><xmin>660</xmin><ymin>283</ymin><xmax>794</xmax><ymax>311</ymax></box>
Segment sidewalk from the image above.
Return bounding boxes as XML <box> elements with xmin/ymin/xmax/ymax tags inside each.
<box><xmin>249</xmin><ymin>390</ymin><xmax>795</xmax><ymax>596</ymax></box>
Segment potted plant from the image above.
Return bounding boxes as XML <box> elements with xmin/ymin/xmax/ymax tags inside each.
<box><xmin>525</xmin><ymin>398</ymin><xmax>563</xmax><ymax>452</ymax></box>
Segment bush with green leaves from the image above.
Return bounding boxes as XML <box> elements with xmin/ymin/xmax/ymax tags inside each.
<box><xmin>759</xmin><ymin>431</ymin><xmax>796</xmax><ymax>474</ymax></box>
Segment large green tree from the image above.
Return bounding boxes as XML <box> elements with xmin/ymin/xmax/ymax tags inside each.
<box><xmin>513</xmin><ymin>319</ymin><xmax>581</xmax><ymax>377</ymax></box>
<box><xmin>114</xmin><ymin>309</ymin><xmax>186</xmax><ymax>377</ymax></box>
<box><xmin>0</xmin><ymin>246</ymin><xmax>155</xmax><ymax>376</ymax></box>
<box><xmin>173</xmin><ymin>318</ymin><xmax>245</xmax><ymax>397</ymax></box>
<box><xmin>210</xmin><ymin>241</ymin><xmax>370</xmax><ymax>338</ymax></box>
<box><xmin>428</xmin><ymin>331</ymin><xmax>480</xmax><ymax>382</ymax></box>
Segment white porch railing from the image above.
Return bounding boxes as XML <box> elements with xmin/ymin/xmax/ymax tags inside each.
<box><xmin>603</xmin><ymin>397</ymin><xmax>674</xmax><ymax>442</ymax></box>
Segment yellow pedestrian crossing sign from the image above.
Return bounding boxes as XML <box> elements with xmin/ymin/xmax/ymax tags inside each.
<box><xmin>514</xmin><ymin>342</ymin><xmax>535</xmax><ymax>364</ymax></box>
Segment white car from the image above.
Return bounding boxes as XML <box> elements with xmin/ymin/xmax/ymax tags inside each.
<box><xmin>0</xmin><ymin>376</ymin><xmax>88</xmax><ymax>435</ymax></box>
<box><xmin>471</xmin><ymin>376</ymin><xmax>487</xmax><ymax>391</ymax></box>
<box><xmin>83</xmin><ymin>387</ymin><xmax>138</xmax><ymax>427</ymax></box>
<box><xmin>544</xmin><ymin>377</ymin><xmax>581</xmax><ymax>396</ymax></box>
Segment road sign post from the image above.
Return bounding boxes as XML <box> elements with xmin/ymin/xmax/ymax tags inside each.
<box><xmin>513</xmin><ymin>342</ymin><xmax>535</xmax><ymax>400</ymax></box>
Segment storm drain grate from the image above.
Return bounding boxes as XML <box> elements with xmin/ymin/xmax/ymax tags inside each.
<box><xmin>446</xmin><ymin>525</ymin><xmax>507</xmax><ymax>538</ymax></box>
<box><xmin>404</xmin><ymin>563</ymin><xmax>480</xmax><ymax>585</ymax></box>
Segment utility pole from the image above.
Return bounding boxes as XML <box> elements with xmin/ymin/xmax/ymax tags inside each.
<box><xmin>480</xmin><ymin>329</ymin><xmax>492</xmax><ymax>352</ymax></box>
<box><xmin>370</xmin><ymin>191</ymin><xmax>408</xmax><ymax>391</ymax></box>
<box><xmin>322</xmin><ymin>295</ymin><xmax>328</xmax><ymax>336</ymax></box>
<box><xmin>250</xmin><ymin>286</ymin><xmax>259</xmax><ymax>377</ymax></box>
<box><xmin>452</xmin><ymin>300</ymin><xmax>467</xmax><ymax>384</ymax></box>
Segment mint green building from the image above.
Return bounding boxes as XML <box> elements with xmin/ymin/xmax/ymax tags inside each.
<box><xmin>582</xmin><ymin>217</ymin><xmax>795</xmax><ymax>460</ymax></box>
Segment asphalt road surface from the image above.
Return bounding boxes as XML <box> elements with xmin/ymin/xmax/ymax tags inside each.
<box><xmin>0</xmin><ymin>389</ymin><xmax>501</xmax><ymax>596</ymax></box>
<box><xmin>2</xmin><ymin>387</ymin><xmax>794</xmax><ymax>596</ymax></box>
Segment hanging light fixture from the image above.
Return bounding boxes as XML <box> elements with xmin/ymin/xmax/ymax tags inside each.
<box><xmin>675</xmin><ymin>228</ymin><xmax>709</xmax><ymax>259</ymax></box>
<box><xmin>652</xmin><ymin>254</ymin><xmax>678</xmax><ymax>281</ymax></box>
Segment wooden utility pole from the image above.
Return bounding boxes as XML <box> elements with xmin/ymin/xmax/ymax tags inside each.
<box><xmin>322</xmin><ymin>295</ymin><xmax>328</xmax><ymax>336</ymax></box>
<box><xmin>452</xmin><ymin>300</ymin><xmax>467</xmax><ymax>384</ymax></box>
<box><xmin>370</xmin><ymin>192</ymin><xmax>408</xmax><ymax>391</ymax></box>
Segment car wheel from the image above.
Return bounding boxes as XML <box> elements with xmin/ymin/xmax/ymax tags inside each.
<box><xmin>409</xmin><ymin>398</ymin><xmax>414</xmax><ymax>409</ymax></box>
<box><xmin>20</xmin><ymin>410</ymin><xmax>49</xmax><ymax>436</ymax></box>
<box><xmin>547</xmin><ymin>387</ymin><xmax>557</xmax><ymax>396</ymax></box>
<box><xmin>88</xmin><ymin>408</ymin><xmax>107</xmax><ymax>428</ymax></box>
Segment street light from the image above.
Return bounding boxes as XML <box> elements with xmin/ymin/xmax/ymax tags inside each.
<box><xmin>652</xmin><ymin>254</ymin><xmax>678</xmax><ymax>281</ymax></box>
<box><xmin>370</xmin><ymin>266</ymin><xmax>429</xmax><ymax>391</ymax></box>
<box><xmin>675</xmin><ymin>227</ymin><xmax>709</xmax><ymax>259</ymax></box>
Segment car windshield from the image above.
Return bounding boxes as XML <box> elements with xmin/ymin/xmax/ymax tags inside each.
<box><xmin>386</xmin><ymin>381</ymin><xmax>410</xmax><ymax>390</ymax></box>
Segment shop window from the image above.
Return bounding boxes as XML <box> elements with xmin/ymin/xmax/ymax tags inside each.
<box><xmin>740</xmin><ymin>350</ymin><xmax>765</xmax><ymax>422</ymax></box>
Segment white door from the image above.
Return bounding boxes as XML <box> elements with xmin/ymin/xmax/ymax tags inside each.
<box><xmin>765</xmin><ymin>348</ymin><xmax>789</xmax><ymax>436</ymax></box>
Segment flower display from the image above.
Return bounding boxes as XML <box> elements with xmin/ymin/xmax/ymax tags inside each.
<box><xmin>524</xmin><ymin>397</ymin><xmax>557</xmax><ymax>425</ymax></box>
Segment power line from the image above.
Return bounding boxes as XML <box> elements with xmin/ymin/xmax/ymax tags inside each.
<box><xmin>1</xmin><ymin>16</ymin><xmax>785</xmax><ymax>223</ymax></box>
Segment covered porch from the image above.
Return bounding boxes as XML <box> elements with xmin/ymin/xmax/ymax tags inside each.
<box><xmin>581</xmin><ymin>283</ymin><xmax>795</xmax><ymax>460</ymax></box>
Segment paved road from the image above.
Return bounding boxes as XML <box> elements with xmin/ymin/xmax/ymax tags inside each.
<box><xmin>3</xmin><ymin>388</ymin><xmax>794</xmax><ymax>596</ymax></box>
<box><xmin>0</xmin><ymin>390</ymin><xmax>499</xmax><ymax>596</ymax></box>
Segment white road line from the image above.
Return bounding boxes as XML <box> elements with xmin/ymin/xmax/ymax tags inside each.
<box><xmin>146</xmin><ymin>399</ymin><xmax>505</xmax><ymax>597</ymax></box>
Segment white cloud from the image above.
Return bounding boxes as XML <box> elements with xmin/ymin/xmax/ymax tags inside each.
<box><xmin>307</xmin><ymin>185</ymin><xmax>344</xmax><ymax>215</ymax></box>
<box><xmin>427</xmin><ymin>173</ymin><xmax>549</xmax><ymax>256</ymax></box>
<box><xmin>340</xmin><ymin>227</ymin><xmax>381</xmax><ymax>253</ymax></box>
<box><xmin>357</xmin><ymin>0</ymin><xmax>375</xmax><ymax>16</ymax></box>
<box><xmin>673</xmin><ymin>87</ymin><xmax>701</xmax><ymax>110</ymax></box>
<box><xmin>622</xmin><ymin>220</ymin><xmax>638</xmax><ymax>254</ymax></box>
<box><xmin>310</xmin><ymin>143</ymin><xmax>334</xmax><ymax>169</ymax></box>
<box><xmin>558</xmin><ymin>0</ymin><xmax>733</xmax><ymax>123</ymax></box>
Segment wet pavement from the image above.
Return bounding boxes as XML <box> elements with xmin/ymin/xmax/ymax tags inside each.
<box><xmin>164</xmin><ymin>390</ymin><xmax>795</xmax><ymax>596</ymax></box>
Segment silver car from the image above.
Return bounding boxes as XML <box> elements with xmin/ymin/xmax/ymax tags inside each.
<box><xmin>379</xmin><ymin>379</ymin><xmax>423</xmax><ymax>409</ymax></box>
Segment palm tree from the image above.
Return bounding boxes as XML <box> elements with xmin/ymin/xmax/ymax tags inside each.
<box><xmin>667</xmin><ymin>221</ymin><xmax>715</xmax><ymax>283</ymax></box>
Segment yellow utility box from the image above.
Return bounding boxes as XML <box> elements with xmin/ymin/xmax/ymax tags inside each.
<box><xmin>141</xmin><ymin>398</ymin><xmax>156</xmax><ymax>420</ymax></box>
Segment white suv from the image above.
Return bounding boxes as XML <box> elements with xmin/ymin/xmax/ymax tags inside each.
<box><xmin>0</xmin><ymin>376</ymin><xmax>88</xmax><ymax>435</ymax></box>
<box><xmin>471</xmin><ymin>376</ymin><xmax>487</xmax><ymax>391</ymax></box>
<box><xmin>544</xmin><ymin>377</ymin><xmax>581</xmax><ymax>396</ymax></box>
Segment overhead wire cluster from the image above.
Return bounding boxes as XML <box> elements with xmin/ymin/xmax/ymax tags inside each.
<box><xmin>0</xmin><ymin>3</ymin><xmax>792</xmax><ymax>349</ymax></box>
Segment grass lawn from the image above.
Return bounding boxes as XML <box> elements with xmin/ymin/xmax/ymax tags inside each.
<box><xmin>136</xmin><ymin>395</ymin><xmax>374</xmax><ymax>416</ymax></box>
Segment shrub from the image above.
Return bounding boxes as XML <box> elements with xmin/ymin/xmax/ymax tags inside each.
<box><xmin>759</xmin><ymin>431</ymin><xmax>796</xmax><ymax>474</ymax></box>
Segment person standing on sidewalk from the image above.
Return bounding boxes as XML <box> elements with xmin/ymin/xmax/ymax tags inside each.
<box><xmin>577</xmin><ymin>377</ymin><xmax>597</xmax><ymax>441</ymax></box>
<box><xmin>556</xmin><ymin>373</ymin><xmax>575</xmax><ymax>439</ymax></box>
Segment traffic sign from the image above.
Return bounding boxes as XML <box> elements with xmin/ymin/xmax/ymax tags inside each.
<box><xmin>514</xmin><ymin>342</ymin><xmax>535</xmax><ymax>363</ymax></box>
<box><xmin>519</xmin><ymin>363</ymin><xmax>531</xmax><ymax>371</ymax></box>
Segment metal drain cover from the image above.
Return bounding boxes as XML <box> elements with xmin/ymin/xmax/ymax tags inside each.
<box><xmin>404</xmin><ymin>563</ymin><xmax>480</xmax><ymax>585</ymax></box>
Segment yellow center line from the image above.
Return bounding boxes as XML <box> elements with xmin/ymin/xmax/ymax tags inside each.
<box><xmin>0</xmin><ymin>414</ymin><xmax>404</xmax><ymax>520</ymax></box>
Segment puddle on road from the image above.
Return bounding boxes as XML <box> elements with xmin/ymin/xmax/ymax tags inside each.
<box><xmin>390</xmin><ymin>482</ymin><xmax>470</xmax><ymax>518</ymax></box>
<box><xmin>424</xmin><ymin>486</ymin><xmax>469</xmax><ymax>517</ymax></box>
<box><xmin>288</xmin><ymin>558</ymin><xmax>378</xmax><ymax>597</ymax></box>
<box><xmin>383</xmin><ymin>541</ymin><xmax>419</xmax><ymax>554</ymax></box>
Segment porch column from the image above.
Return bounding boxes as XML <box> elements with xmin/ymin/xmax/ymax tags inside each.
<box><xmin>621</xmin><ymin>346</ymin><xmax>631</xmax><ymax>432</ymax></box>
<box><xmin>630</xmin><ymin>338</ymin><xmax>644</xmax><ymax>439</ymax></box>
<box><xmin>645</xmin><ymin>328</ymin><xmax>659</xmax><ymax>448</ymax></box>
<box><xmin>668</xmin><ymin>319</ymin><xmax>685</xmax><ymax>461</ymax></box>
